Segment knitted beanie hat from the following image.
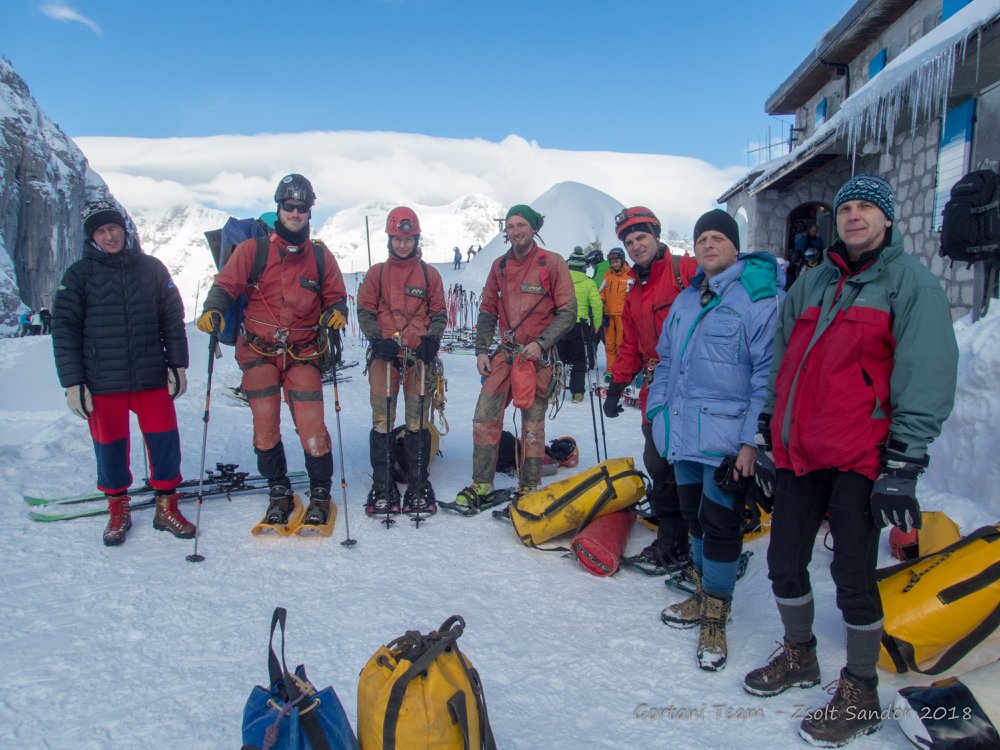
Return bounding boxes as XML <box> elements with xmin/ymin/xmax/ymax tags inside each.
<box><xmin>834</xmin><ymin>173</ymin><xmax>895</xmax><ymax>221</ymax></box>
<box><xmin>81</xmin><ymin>200</ymin><xmax>127</xmax><ymax>238</ymax></box>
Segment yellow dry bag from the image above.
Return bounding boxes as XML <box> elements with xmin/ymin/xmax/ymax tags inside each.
<box><xmin>357</xmin><ymin>615</ymin><xmax>496</xmax><ymax>750</ymax></box>
<box><xmin>509</xmin><ymin>458</ymin><xmax>646</xmax><ymax>547</ymax></box>
<box><xmin>878</xmin><ymin>524</ymin><xmax>1000</xmax><ymax>675</ymax></box>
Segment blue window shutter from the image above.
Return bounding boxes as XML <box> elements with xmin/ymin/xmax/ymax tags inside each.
<box><xmin>942</xmin><ymin>0</ymin><xmax>973</xmax><ymax>21</ymax></box>
<box><xmin>815</xmin><ymin>98</ymin><xmax>827</xmax><ymax>128</ymax></box>
<box><xmin>868</xmin><ymin>49</ymin><xmax>887</xmax><ymax>80</ymax></box>
<box><xmin>932</xmin><ymin>98</ymin><xmax>975</xmax><ymax>231</ymax></box>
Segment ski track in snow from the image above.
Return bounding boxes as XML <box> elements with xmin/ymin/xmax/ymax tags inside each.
<box><xmin>1</xmin><ymin>324</ymin><xmax>997</xmax><ymax>749</ymax></box>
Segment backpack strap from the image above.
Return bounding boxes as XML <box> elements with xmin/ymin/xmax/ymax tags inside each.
<box><xmin>669</xmin><ymin>250</ymin><xmax>682</xmax><ymax>290</ymax></box>
<box><xmin>311</xmin><ymin>239</ymin><xmax>327</xmax><ymax>310</ymax></box>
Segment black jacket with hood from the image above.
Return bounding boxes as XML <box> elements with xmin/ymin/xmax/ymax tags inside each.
<box><xmin>52</xmin><ymin>236</ymin><xmax>188</xmax><ymax>394</ymax></box>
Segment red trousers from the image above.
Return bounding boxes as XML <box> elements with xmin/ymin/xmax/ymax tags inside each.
<box><xmin>88</xmin><ymin>387</ymin><xmax>181</xmax><ymax>494</ymax></box>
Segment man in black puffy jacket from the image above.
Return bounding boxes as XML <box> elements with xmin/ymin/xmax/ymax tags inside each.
<box><xmin>52</xmin><ymin>199</ymin><xmax>193</xmax><ymax>547</ymax></box>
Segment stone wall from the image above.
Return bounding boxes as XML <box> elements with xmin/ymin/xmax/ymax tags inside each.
<box><xmin>725</xmin><ymin>121</ymin><xmax>975</xmax><ymax>316</ymax></box>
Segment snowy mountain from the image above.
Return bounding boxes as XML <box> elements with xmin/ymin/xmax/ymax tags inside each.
<box><xmin>0</xmin><ymin>58</ymin><xmax>111</xmax><ymax>329</ymax></box>
<box><xmin>315</xmin><ymin>193</ymin><xmax>504</xmax><ymax>274</ymax></box>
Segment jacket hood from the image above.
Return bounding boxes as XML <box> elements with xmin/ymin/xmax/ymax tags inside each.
<box><xmin>690</xmin><ymin>251</ymin><xmax>783</xmax><ymax>301</ymax></box>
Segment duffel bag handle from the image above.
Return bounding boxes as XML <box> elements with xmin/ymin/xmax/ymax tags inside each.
<box><xmin>267</xmin><ymin>607</ymin><xmax>290</xmax><ymax>696</ymax></box>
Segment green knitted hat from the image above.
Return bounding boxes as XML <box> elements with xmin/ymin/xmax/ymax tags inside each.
<box><xmin>505</xmin><ymin>204</ymin><xmax>544</xmax><ymax>231</ymax></box>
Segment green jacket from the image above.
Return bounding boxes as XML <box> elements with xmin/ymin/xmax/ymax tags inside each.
<box><xmin>570</xmin><ymin>269</ymin><xmax>603</xmax><ymax>327</ymax></box>
<box><xmin>591</xmin><ymin>260</ymin><xmax>610</xmax><ymax>291</ymax></box>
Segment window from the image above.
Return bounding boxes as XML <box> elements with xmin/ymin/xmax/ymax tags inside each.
<box><xmin>815</xmin><ymin>98</ymin><xmax>827</xmax><ymax>128</ymax></box>
<box><xmin>932</xmin><ymin>99</ymin><xmax>975</xmax><ymax>231</ymax></box>
<box><xmin>942</xmin><ymin>0</ymin><xmax>973</xmax><ymax>21</ymax></box>
<box><xmin>869</xmin><ymin>49</ymin><xmax>887</xmax><ymax>80</ymax></box>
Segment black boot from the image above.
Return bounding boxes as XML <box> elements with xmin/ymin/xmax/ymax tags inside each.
<box><xmin>265</xmin><ymin>482</ymin><xmax>294</xmax><ymax>524</ymax></box>
<box><xmin>304</xmin><ymin>487</ymin><xmax>332</xmax><ymax>525</ymax></box>
<box><xmin>366</xmin><ymin>484</ymin><xmax>401</xmax><ymax>516</ymax></box>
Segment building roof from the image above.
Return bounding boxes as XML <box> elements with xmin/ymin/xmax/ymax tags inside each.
<box><xmin>766</xmin><ymin>0</ymin><xmax>918</xmax><ymax>114</ymax></box>
<box><xmin>721</xmin><ymin>0</ymin><xmax>1000</xmax><ymax>202</ymax></box>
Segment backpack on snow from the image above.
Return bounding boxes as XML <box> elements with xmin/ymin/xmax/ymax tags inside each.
<box><xmin>241</xmin><ymin>607</ymin><xmax>358</xmax><ymax>750</ymax></box>
<box><xmin>939</xmin><ymin>168</ymin><xmax>1000</xmax><ymax>265</ymax></box>
<box><xmin>356</xmin><ymin>615</ymin><xmax>496</xmax><ymax>750</ymax></box>
<box><xmin>204</xmin><ymin>217</ymin><xmax>327</xmax><ymax>346</ymax></box>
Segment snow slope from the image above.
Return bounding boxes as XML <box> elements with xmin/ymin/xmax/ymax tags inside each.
<box><xmin>0</xmin><ymin>311</ymin><xmax>996</xmax><ymax>749</ymax></box>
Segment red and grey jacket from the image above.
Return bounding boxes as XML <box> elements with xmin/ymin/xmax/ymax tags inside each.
<box><xmin>610</xmin><ymin>246</ymin><xmax>697</xmax><ymax>415</ymax></box>
<box><xmin>474</xmin><ymin>243</ymin><xmax>576</xmax><ymax>355</ymax></box>
<box><xmin>356</xmin><ymin>253</ymin><xmax>446</xmax><ymax>350</ymax></box>
<box><xmin>767</xmin><ymin>227</ymin><xmax>958</xmax><ymax>479</ymax></box>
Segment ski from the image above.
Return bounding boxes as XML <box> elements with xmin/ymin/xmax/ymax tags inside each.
<box><xmin>661</xmin><ymin>551</ymin><xmax>754</xmax><ymax>596</ymax></box>
<box><xmin>29</xmin><ymin>476</ymin><xmax>308</xmax><ymax>522</ymax></box>
<box><xmin>251</xmin><ymin>493</ymin><xmax>307</xmax><ymax>536</ymax></box>
<box><xmin>439</xmin><ymin>489</ymin><xmax>515</xmax><ymax>517</ymax></box>
<box><xmin>23</xmin><ymin>468</ymin><xmax>307</xmax><ymax>507</ymax></box>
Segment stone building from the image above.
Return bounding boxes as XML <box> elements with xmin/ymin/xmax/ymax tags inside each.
<box><xmin>719</xmin><ymin>0</ymin><xmax>1000</xmax><ymax>316</ymax></box>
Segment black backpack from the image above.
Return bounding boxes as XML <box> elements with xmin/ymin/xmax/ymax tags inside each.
<box><xmin>939</xmin><ymin>168</ymin><xmax>1000</xmax><ymax>265</ymax></box>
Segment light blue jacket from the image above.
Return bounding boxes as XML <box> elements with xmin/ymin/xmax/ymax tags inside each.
<box><xmin>645</xmin><ymin>253</ymin><xmax>784</xmax><ymax>467</ymax></box>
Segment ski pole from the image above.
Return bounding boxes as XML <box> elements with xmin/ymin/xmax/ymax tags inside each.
<box><xmin>592</xmin><ymin>324</ymin><xmax>608</xmax><ymax>460</ymax></box>
<box><xmin>412</xmin><ymin>357</ymin><xmax>427</xmax><ymax>528</ymax></box>
<box><xmin>330</xmin><ymin>334</ymin><xmax>357</xmax><ymax>547</ymax></box>
<box><xmin>581</xmin><ymin>321</ymin><xmax>601</xmax><ymax>463</ymax></box>
<box><xmin>382</xmin><ymin>336</ymin><xmax>399</xmax><ymax>528</ymax></box>
<box><xmin>186</xmin><ymin>333</ymin><xmax>217</xmax><ymax>563</ymax></box>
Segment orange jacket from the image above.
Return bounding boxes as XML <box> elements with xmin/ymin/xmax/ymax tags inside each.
<box><xmin>599</xmin><ymin>263</ymin><xmax>636</xmax><ymax>316</ymax></box>
<box><xmin>357</xmin><ymin>253</ymin><xmax>446</xmax><ymax>350</ymax></box>
<box><xmin>211</xmin><ymin>234</ymin><xmax>346</xmax><ymax>346</ymax></box>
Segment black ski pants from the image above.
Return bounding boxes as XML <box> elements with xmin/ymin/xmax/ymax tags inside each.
<box><xmin>556</xmin><ymin>322</ymin><xmax>591</xmax><ymax>395</ymax></box>
<box><xmin>641</xmin><ymin>421</ymin><xmax>686</xmax><ymax>554</ymax></box>
<box><xmin>767</xmin><ymin>468</ymin><xmax>882</xmax><ymax>627</ymax></box>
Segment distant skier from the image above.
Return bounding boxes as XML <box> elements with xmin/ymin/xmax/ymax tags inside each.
<box><xmin>455</xmin><ymin>204</ymin><xmax>575</xmax><ymax>510</ymax></box>
<box><xmin>598</xmin><ymin>247</ymin><xmax>634</xmax><ymax>378</ymax></box>
<box><xmin>198</xmin><ymin>174</ymin><xmax>348</xmax><ymax>530</ymax></box>
<box><xmin>18</xmin><ymin>309</ymin><xmax>31</xmax><ymax>337</ymax></box>
<box><xmin>39</xmin><ymin>307</ymin><xmax>52</xmax><ymax>335</ymax></box>
<box><xmin>52</xmin><ymin>199</ymin><xmax>193</xmax><ymax>546</ymax></box>
<box><xmin>357</xmin><ymin>207</ymin><xmax>446</xmax><ymax>516</ymax></box>
<box><xmin>30</xmin><ymin>310</ymin><xmax>42</xmax><ymax>335</ymax></box>
<box><xmin>453</xmin><ymin>246</ymin><xmax>462</xmax><ymax>270</ymax></box>
<box><xmin>557</xmin><ymin>249</ymin><xmax>602</xmax><ymax>403</ymax></box>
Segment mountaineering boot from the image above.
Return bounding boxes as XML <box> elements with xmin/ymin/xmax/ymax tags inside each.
<box><xmin>798</xmin><ymin>668</ymin><xmax>881</xmax><ymax>747</ymax></box>
<box><xmin>661</xmin><ymin>566</ymin><xmax>702</xmax><ymax>629</ymax></box>
<box><xmin>697</xmin><ymin>593</ymin><xmax>732</xmax><ymax>672</ymax></box>
<box><xmin>743</xmin><ymin>637</ymin><xmax>821</xmax><ymax>697</ymax></box>
<box><xmin>153</xmin><ymin>492</ymin><xmax>196</xmax><ymax>539</ymax></box>
<box><xmin>303</xmin><ymin>487</ymin><xmax>332</xmax><ymax>526</ymax></box>
<box><xmin>455</xmin><ymin>482</ymin><xmax>493</xmax><ymax>512</ymax></box>
<box><xmin>517</xmin><ymin>484</ymin><xmax>538</xmax><ymax>495</ymax></box>
<box><xmin>366</xmin><ymin>484</ymin><xmax>401</xmax><ymax>516</ymax></box>
<box><xmin>103</xmin><ymin>494</ymin><xmax>131</xmax><ymax>547</ymax></box>
<box><xmin>265</xmin><ymin>483</ymin><xmax>295</xmax><ymax>524</ymax></box>
<box><xmin>403</xmin><ymin>483</ymin><xmax>437</xmax><ymax>515</ymax></box>
<box><xmin>571</xmin><ymin>393</ymin><xmax>584</xmax><ymax>403</ymax></box>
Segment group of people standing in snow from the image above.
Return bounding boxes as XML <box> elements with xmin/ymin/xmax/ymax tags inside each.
<box><xmin>17</xmin><ymin>307</ymin><xmax>50</xmax><ymax>336</ymax></box>
<box><xmin>50</xmin><ymin>171</ymin><xmax>959</xmax><ymax>748</ymax></box>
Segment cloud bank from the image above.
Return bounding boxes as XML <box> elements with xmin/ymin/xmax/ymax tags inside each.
<box><xmin>74</xmin><ymin>130</ymin><xmax>746</xmax><ymax>238</ymax></box>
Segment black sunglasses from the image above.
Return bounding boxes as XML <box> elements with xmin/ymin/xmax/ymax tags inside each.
<box><xmin>281</xmin><ymin>201</ymin><xmax>310</xmax><ymax>214</ymax></box>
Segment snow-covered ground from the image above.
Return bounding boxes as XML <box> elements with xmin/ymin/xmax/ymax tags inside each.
<box><xmin>1</xmin><ymin>301</ymin><xmax>997</xmax><ymax>749</ymax></box>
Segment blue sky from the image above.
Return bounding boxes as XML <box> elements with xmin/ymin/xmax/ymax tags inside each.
<box><xmin>3</xmin><ymin>0</ymin><xmax>852</xmax><ymax>169</ymax></box>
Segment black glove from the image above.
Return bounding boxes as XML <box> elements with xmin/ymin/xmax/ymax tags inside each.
<box><xmin>870</xmin><ymin>450</ymin><xmax>926</xmax><ymax>532</ymax></box>
<box><xmin>371</xmin><ymin>338</ymin><xmax>400</xmax><ymax>362</ymax></box>
<box><xmin>603</xmin><ymin>381</ymin><xmax>625</xmax><ymax>418</ymax></box>
<box><xmin>414</xmin><ymin>335</ymin><xmax>440</xmax><ymax>364</ymax></box>
<box><xmin>754</xmin><ymin>412</ymin><xmax>777</xmax><ymax>498</ymax></box>
<box><xmin>602</xmin><ymin>315</ymin><xmax>610</xmax><ymax>328</ymax></box>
